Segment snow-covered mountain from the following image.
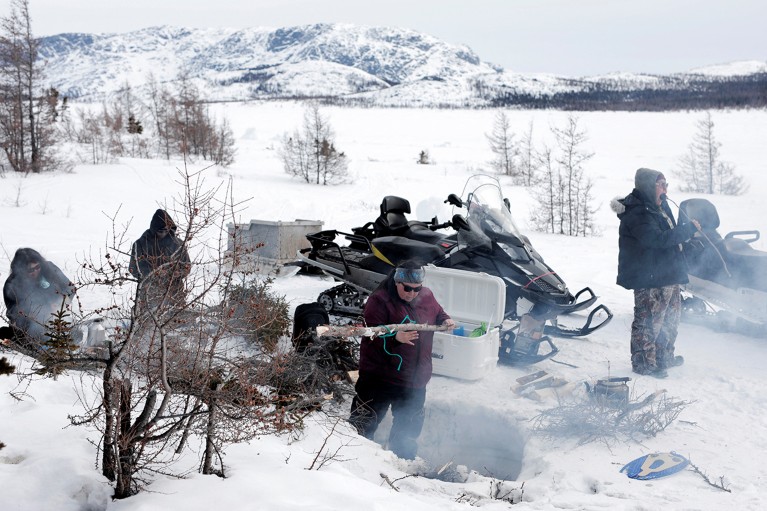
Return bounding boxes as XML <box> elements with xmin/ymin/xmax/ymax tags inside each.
<box><xmin>39</xmin><ymin>24</ymin><xmax>499</xmax><ymax>106</ymax></box>
<box><xmin>37</xmin><ymin>24</ymin><xmax>767</xmax><ymax>108</ymax></box>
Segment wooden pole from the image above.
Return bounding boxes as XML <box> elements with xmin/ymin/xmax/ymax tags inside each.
<box><xmin>316</xmin><ymin>323</ymin><xmax>453</xmax><ymax>338</ymax></box>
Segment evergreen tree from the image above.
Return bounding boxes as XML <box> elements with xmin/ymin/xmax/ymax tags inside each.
<box><xmin>38</xmin><ymin>302</ymin><xmax>78</xmax><ymax>379</ymax></box>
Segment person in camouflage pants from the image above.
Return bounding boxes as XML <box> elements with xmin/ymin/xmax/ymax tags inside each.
<box><xmin>631</xmin><ymin>285</ymin><xmax>681</xmax><ymax>370</ymax></box>
<box><xmin>612</xmin><ymin>168</ymin><xmax>700</xmax><ymax>378</ymax></box>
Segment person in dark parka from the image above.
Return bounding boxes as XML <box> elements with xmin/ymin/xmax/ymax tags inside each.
<box><xmin>129</xmin><ymin>209</ymin><xmax>190</xmax><ymax>313</ymax></box>
<box><xmin>3</xmin><ymin>248</ymin><xmax>75</xmax><ymax>345</ymax></box>
<box><xmin>348</xmin><ymin>261</ymin><xmax>455</xmax><ymax>460</ymax></box>
<box><xmin>612</xmin><ymin>168</ymin><xmax>700</xmax><ymax>378</ymax></box>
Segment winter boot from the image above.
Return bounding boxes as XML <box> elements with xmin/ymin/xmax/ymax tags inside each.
<box><xmin>633</xmin><ymin>365</ymin><xmax>668</xmax><ymax>379</ymax></box>
<box><xmin>658</xmin><ymin>355</ymin><xmax>684</xmax><ymax>369</ymax></box>
<box><xmin>670</xmin><ymin>355</ymin><xmax>684</xmax><ymax>367</ymax></box>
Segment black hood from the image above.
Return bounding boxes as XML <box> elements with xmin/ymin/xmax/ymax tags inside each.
<box><xmin>9</xmin><ymin>248</ymin><xmax>45</xmax><ymax>276</ymax></box>
<box><xmin>149</xmin><ymin>209</ymin><xmax>177</xmax><ymax>235</ymax></box>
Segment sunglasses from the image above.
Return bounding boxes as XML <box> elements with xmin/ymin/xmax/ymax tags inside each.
<box><xmin>656</xmin><ymin>181</ymin><xmax>669</xmax><ymax>188</ymax></box>
<box><xmin>399</xmin><ymin>283</ymin><xmax>423</xmax><ymax>293</ymax></box>
<box><xmin>27</xmin><ymin>264</ymin><xmax>41</xmax><ymax>274</ymax></box>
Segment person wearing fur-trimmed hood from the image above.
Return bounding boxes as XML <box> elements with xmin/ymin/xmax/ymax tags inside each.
<box><xmin>611</xmin><ymin>168</ymin><xmax>700</xmax><ymax>378</ymax></box>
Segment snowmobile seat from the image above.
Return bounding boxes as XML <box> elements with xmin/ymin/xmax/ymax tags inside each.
<box><xmin>371</xmin><ymin>236</ymin><xmax>446</xmax><ymax>266</ymax></box>
<box><xmin>680</xmin><ymin>199</ymin><xmax>767</xmax><ymax>292</ymax></box>
<box><xmin>374</xmin><ymin>196</ymin><xmax>448</xmax><ymax>245</ymax></box>
<box><xmin>404</xmin><ymin>222</ymin><xmax>447</xmax><ymax>244</ymax></box>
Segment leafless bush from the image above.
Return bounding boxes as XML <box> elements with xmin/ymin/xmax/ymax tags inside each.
<box><xmin>45</xmin><ymin>166</ymin><xmax>305</xmax><ymax>498</ymax></box>
<box><xmin>675</xmin><ymin>111</ymin><xmax>747</xmax><ymax>195</ymax></box>
<box><xmin>262</xmin><ymin>337</ymin><xmax>357</xmax><ymax>403</ymax></box>
<box><xmin>688</xmin><ymin>457</ymin><xmax>731</xmax><ymax>492</ymax></box>
<box><xmin>489</xmin><ymin>479</ymin><xmax>525</xmax><ymax>505</ymax></box>
<box><xmin>532</xmin><ymin>390</ymin><xmax>691</xmax><ymax>445</ymax></box>
<box><xmin>529</xmin><ymin>115</ymin><xmax>597</xmax><ymax>236</ymax></box>
<box><xmin>306</xmin><ymin>418</ymin><xmax>356</xmax><ymax>470</ymax></box>
<box><xmin>486</xmin><ymin>110</ymin><xmax>520</xmax><ymax>180</ymax></box>
<box><xmin>280</xmin><ymin>103</ymin><xmax>349</xmax><ymax>185</ymax></box>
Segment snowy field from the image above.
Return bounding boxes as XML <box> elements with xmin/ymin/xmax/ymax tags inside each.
<box><xmin>1</xmin><ymin>103</ymin><xmax>766</xmax><ymax>510</ymax></box>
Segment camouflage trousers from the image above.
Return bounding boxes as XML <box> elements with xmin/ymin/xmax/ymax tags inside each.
<box><xmin>630</xmin><ymin>285</ymin><xmax>681</xmax><ymax>370</ymax></box>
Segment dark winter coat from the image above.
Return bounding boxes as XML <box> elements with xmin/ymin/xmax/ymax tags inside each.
<box><xmin>129</xmin><ymin>209</ymin><xmax>190</xmax><ymax>303</ymax></box>
<box><xmin>612</xmin><ymin>168</ymin><xmax>697</xmax><ymax>290</ymax></box>
<box><xmin>3</xmin><ymin>248</ymin><xmax>75</xmax><ymax>341</ymax></box>
<box><xmin>359</xmin><ymin>279</ymin><xmax>450</xmax><ymax>389</ymax></box>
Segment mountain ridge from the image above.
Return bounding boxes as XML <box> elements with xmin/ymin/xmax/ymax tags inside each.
<box><xmin>37</xmin><ymin>24</ymin><xmax>767</xmax><ymax>109</ymax></box>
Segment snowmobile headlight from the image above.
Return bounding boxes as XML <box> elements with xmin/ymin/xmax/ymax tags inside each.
<box><xmin>498</xmin><ymin>242</ymin><xmax>530</xmax><ymax>262</ymax></box>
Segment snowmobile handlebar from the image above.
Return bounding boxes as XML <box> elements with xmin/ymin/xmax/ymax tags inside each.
<box><xmin>444</xmin><ymin>193</ymin><xmax>463</xmax><ymax>208</ymax></box>
<box><xmin>429</xmin><ymin>214</ymin><xmax>470</xmax><ymax>232</ymax></box>
<box><xmin>725</xmin><ymin>230</ymin><xmax>760</xmax><ymax>243</ymax></box>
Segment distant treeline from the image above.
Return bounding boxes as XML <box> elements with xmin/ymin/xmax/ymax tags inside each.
<box><xmin>255</xmin><ymin>73</ymin><xmax>767</xmax><ymax>111</ymax></box>
<box><xmin>485</xmin><ymin>73</ymin><xmax>767</xmax><ymax>111</ymax></box>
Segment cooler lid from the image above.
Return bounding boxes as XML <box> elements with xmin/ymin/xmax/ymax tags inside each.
<box><xmin>422</xmin><ymin>265</ymin><xmax>506</xmax><ymax>326</ymax></box>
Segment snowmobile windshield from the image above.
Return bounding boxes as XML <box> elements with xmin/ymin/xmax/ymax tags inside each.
<box><xmin>457</xmin><ymin>177</ymin><xmax>529</xmax><ymax>260</ymax></box>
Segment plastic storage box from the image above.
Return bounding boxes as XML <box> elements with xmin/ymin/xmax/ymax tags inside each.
<box><xmin>423</xmin><ymin>265</ymin><xmax>506</xmax><ymax>380</ymax></box>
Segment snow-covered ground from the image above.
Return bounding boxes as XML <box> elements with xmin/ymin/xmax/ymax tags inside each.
<box><xmin>1</xmin><ymin>103</ymin><xmax>766</xmax><ymax>510</ymax></box>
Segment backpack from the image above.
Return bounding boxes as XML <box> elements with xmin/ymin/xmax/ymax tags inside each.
<box><xmin>291</xmin><ymin>302</ymin><xmax>329</xmax><ymax>352</ymax></box>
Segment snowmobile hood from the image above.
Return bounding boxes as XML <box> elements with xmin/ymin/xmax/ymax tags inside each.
<box><xmin>371</xmin><ymin>236</ymin><xmax>445</xmax><ymax>267</ymax></box>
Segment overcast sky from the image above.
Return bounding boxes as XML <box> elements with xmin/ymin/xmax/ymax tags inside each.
<box><xmin>4</xmin><ymin>0</ymin><xmax>766</xmax><ymax>76</ymax></box>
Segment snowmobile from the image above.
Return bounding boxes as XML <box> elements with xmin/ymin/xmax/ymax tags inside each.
<box><xmin>677</xmin><ymin>198</ymin><xmax>767</xmax><ymax>337</ymax></box>
<box><xmin>296</xmin><ymin>175</ymin><xmax>612</xmax><ymax>363</ymax></box>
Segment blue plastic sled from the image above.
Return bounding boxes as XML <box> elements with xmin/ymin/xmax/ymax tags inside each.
<box><xmin>620</xmin><ymin>452</ymin><xmax>689</xmax><ymax>480</ymax></box>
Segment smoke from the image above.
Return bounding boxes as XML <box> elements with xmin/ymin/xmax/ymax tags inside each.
<box><xmin>374</xmin><ymin>398</ymin><xmax>524</xmax><ymax>481</ymax></box>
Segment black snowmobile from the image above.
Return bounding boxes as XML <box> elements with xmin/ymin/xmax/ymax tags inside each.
<box><xmin>678</xmin><ymin>198</ymin><xmax>767</xmax><ymax>337</ymax></box>
<box><xmin>296</xmin><ymin>175</ymin><xmax>612</xmax><ymax>363</ymax></box>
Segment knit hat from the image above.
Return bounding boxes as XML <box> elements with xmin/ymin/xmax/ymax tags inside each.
<box><xmin>393</xmin><ymin>266</ymin><xmax>425</xmax><ymax>284</ymax></box>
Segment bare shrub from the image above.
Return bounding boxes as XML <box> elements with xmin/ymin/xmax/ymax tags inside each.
<box><xmin>532</xmin><ymin>390</ymin><xmax>691</xmax><ymax>445</ymax></box>
<box><xmin>675</xmin><ymin>111</ymin><xmax>747</xmax><ymax>195</ymax></box>
<box><xmin>280</xmin><ymin>103</ymin><xmax>349</xmax><ymax>185</ymax></box>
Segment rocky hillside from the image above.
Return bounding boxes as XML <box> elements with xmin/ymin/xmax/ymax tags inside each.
<box><xmin>38</xmin><ymin>24</ymin><xmax>767</xmax><ymax>109</ymax></box>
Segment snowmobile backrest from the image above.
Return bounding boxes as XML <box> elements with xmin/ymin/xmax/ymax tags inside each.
<box><xmin>375</xmin><ymin>196</ymin><xmax>411</xmax><ymax>235</ymax></box>
<box><xmin>292</xmin><ymin>302</ymin><xmax>330</xmax><ymax>352</ymax></box>
<box><xmin>380</xmin><ymin>196</ymin><xmax>411</xmax><ymax>215</ymax></box>
<box><xmin>678</xmin><ymin>198</ymin><xmax>720</xmax><ymax>232</ymax></box>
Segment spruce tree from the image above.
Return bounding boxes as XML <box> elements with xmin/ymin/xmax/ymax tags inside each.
<box><xmin>38</xmin><ymin>303</ymin><xmax>78</xmax><ymax>378</ymax></box>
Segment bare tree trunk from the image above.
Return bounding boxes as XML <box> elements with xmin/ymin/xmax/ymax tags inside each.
<box><xmin>202</xmin><ymin>392</ymin><xmax>217</xmax><ymax>475</ymax></box>
<box><xmin>115</xmin><ymin>378</ymin><xmax>133</xmax><ymax>498</ymax></box>
<box><xmin>101</xmin><ymin>365</ymin><xmax>116</xmax><ymax>481</ymax></box>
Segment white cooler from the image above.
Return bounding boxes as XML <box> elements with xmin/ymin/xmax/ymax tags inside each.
<box><xmin>423</xmin><ymin>265</ymin><xmax>506</xmax><ymax>380</ymax></box>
